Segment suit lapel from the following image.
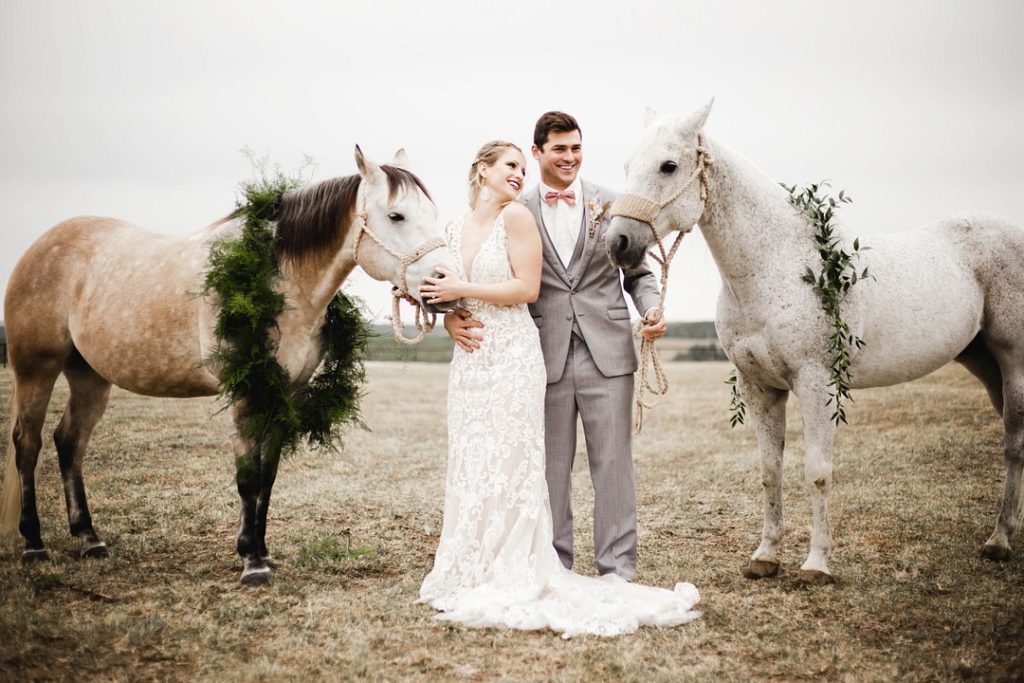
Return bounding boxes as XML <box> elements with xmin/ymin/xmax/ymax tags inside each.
<box><xmin>570</xmin><ymin>179</ymin><xmax>605</xmax><ymax>279</ymax></box>
<box><xmin>525</xmin><ymin>188</ymin><xmax>572</xmax><ymax>286</ymax></box>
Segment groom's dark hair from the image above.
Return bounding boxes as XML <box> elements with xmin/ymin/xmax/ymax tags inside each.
<box><xmin>533</xmin><ymin>111</ymin><xmax>582</xmax><ymax>150</ymax></box>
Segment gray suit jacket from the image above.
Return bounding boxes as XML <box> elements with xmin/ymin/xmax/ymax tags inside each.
<box><xmin>524</xmin><ymin>180</ymin><xmax>661</xmax><ymax>383</ymax></box>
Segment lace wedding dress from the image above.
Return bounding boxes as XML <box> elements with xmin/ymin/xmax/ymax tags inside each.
<box><xmin>418</xmin><ymin>212</ymin><xmax>700</xmax><ymax>638</ymax></box>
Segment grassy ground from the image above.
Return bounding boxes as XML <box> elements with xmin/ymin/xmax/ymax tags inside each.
<box><xmin>0</xmin><ymin>362</ymin><xmax>1022</xmax><ymax>681</ymax></box>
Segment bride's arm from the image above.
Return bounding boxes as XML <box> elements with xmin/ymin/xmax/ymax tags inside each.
<box><xmin>421</xmin><ymin>204</ymin><xmax>541</xmax><ymax>306</ymax></box>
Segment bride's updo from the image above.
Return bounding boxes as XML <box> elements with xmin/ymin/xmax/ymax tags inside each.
<box><xmin>468</xmin><ymin>140</ymin><xmax>523</xmax><ymax>207</ymax></box>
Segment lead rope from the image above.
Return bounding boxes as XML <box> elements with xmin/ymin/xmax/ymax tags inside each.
<box><xmin>388</xmin><ymin>236</ymin><xmax>446</xmax><ymax>345</ymax></box>
<box><xmin>632</xmin><ymin>230</ymin><xmax>684</xmax><ymax>434</ymax></box>
<box><xmin>351</xmin><ymin>191</ymin><xmax>446</xmax><ymax>345</ymax></box>
<box><xmin>624</xmin><ymin>134</ymin><xmax>713</xmax><ymax>434</ymax></box>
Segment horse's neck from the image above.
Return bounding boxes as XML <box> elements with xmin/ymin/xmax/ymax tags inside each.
<box><xmin>279</xmin><ymin>245</ymin><xmax>355</xmax><ymax>320</ymax></box>
<box><xmin>699</xmin><ymin>139</ymin><xmax>820</xmax><ymax>287</ymax></box>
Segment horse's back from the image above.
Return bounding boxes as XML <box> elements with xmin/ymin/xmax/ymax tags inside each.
<box><xmin>5</xmin><ymin>216</ymin><xmax>219</xmax><ymax>396</ymax></box>
<box><xmin>941</xmin><ymin>211</ymin><xmax>1024</xmax><ymax>352</ymax></box>
<box><xmin>850</xmin><ymin>212</ymin><xmax>1024</xmax><ymax>387</ymax></box>
<box><xmin>4</xmin><ymin>216</ymin><xmax>134</xmax><ymax>344</ymax></box>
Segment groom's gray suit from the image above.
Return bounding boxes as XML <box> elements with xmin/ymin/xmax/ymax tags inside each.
<box><xmin>524</xmin><ymin>179</ymin><xmax>660</xmax><ymax>579</ymax></box>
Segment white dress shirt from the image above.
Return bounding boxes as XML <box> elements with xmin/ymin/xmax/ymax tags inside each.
<box><xmin>538</xmin><ymin>177</ymin><xmax>584</xmax><ymax>267</ymax></box>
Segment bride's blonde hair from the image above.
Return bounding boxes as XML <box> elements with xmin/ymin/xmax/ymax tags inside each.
<box><xmin>468</xmin><ymin>140</ymin><xmax>523</xmax><ymax>207</ymax></box>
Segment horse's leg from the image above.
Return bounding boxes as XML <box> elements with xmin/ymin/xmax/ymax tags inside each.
<box><xmin>11</xmin><ymin>364</ymin><xmax>63</xmax><ymax>561</ymax></box>
<box><xmin>793</xmin><ymin>368</ymin><xmax>838</xmax><ymax>585</ymax></box>
<box><xmin>955</xmin><ymin>333</ymin><xmax>1004</xmax><ymax>415</ymax></box>
<box><xmin>231</xmin><ymin>405</ymin><xmax>272</xmax><ymax>586</ymax></box>
<box><xmin>982</xmin><ymin>365</ymin><xmax>1023</xmax><ymax>560</ymax></box>
<box><xmin>739</xmin><ymin>373</ymin><xmax>789</xmax><ymax>579</ymax></box>
<box><xmin>235</xmin><ymin>452</ymin><xmax>271</xmax><ymax>585</ymax></box>
<box><xmin>255</xmin><ymin>451</ymin><xmax>281</xmax><ymax>569</ymax></box>
<box><xmin>54</xmin><ymin>354</ymin><xmax>112</xmax><ymax>558</ymax></box>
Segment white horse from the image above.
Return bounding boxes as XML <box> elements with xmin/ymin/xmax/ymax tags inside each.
<box><xmin>1</xmin><ymin>147</ymin><xmax>458</xmax><ymax>585</ymax></box>
<box><xmin>605</xmin><ymin>102</ymin><xmax>1024</xmax><ymax>584</ymax></box>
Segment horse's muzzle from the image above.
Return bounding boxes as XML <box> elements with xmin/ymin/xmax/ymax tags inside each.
<box><xmin>605</xmin><ymin>217</ymin><xmax>652</xmax><ymax>269</ymax></box>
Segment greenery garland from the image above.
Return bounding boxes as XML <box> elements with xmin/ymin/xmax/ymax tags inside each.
<box><xmin>728</xmin><ymin>181</ymin><xmax>868</xmax><ymax>428</ymax></box>
<box><xmin>787</xmin><ymin>181</ymin><xmax>869</xmax><ymax>425</ymax></box>
<box><xmin>202</xmin><ymin>167</ymin><xmax>370</xmax><ymax>478</ymax></box>
<box><xmin>725</xmin><ymin>369</ymin><xmax>746</xmax><ymax>428</ymax></box>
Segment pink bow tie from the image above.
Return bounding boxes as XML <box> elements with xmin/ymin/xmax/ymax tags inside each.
<box><xmin>544</xmin><ymin>190</ymin><xmax>576</xmax><ymax>207</ymax></box>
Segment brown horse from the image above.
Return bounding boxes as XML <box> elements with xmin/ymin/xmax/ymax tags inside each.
<box><xmin>0</xmin><ymin>147</ymin><xmax>457</xmax><ymax>585</ymax></box>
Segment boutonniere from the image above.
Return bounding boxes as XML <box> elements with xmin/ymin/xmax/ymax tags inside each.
<box><xmin>586</xmin><ymin>196</ymin><xmax>610</xmax><ymax>238</ymax></box>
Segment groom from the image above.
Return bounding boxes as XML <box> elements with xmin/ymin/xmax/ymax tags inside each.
<box><xmin>446</xmin><ymin>112</ymin><xmax>665</xmax><ymax>579</ymax></box>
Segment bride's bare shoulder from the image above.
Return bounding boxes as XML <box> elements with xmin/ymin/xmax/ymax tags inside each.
<box><xmin>501</xmin><ymin>202</ymin><xmax>536</xmax><ymax>229</ymax></box>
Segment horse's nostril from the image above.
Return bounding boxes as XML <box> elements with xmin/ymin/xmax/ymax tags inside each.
<box><xmin>615</xmin><ymin>234</ymin><xmax>630</xmax><ymax>257</ymax></box>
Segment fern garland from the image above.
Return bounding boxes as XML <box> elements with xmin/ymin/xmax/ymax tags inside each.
<box><xmin>202</xmin><ymin>168</ymin><xmax>370</xmax><ymax>477</ymax></box>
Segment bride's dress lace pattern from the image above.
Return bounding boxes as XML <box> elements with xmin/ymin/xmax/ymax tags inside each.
<box><xmin>419</xmin><ymin>214</ymin><xmax>699</xmax><ymax>638</ymax></box>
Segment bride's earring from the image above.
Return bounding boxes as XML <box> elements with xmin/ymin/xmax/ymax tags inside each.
<box><xmin>479</xmin><ymin>176</ymin><xmax>491</xmax><ymax>202</ymax></box>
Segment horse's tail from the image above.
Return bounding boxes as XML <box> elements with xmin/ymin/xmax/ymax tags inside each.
<box><xmin>0</xmin><ymin>383</ymin><xmax>20</xmax><ymax>538</ymax></box>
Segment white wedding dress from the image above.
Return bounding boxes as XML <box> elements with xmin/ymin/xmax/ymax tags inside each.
<box><xmin>418</xmin><ymin>213</ymin><xmax>700</xmax><ymax>638</ymax></box>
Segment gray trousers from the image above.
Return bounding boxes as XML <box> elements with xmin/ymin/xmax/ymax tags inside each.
<box><xmin>544</xmin><ymin>333</ymin><xmax>637</xmax><ymax>579</ymax></box>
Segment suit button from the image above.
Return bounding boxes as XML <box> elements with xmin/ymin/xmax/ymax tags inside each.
<box><xmin>565</xmin><ymin>314</ymin><xmax>572</xmax><ymax>320</ymax></box>
<box><xmin>570</xmin><ymin>291</ymin><xmax>575</xmax><ymax>295</ymax></box>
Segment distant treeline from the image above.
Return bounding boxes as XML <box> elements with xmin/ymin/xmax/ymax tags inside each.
<box><xmin>0</xmin><ymin>321</ymin><xmax>723</xmax><ymax>368</ymax></box>
<box><xmin>665</xmin><ymin>321</ymin><xmax>717</xmax><ymax>339</ymax></box>
<box><xmin>365</xmin><ymin>321</ymin><xmax>726</xmax><ymax>363</ymax></box>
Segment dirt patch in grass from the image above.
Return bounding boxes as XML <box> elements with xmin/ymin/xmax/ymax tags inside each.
<box><xmin>1</xmin><ymin>362</ymin><xmax>1022</xmax><ymax>681</ymax></box>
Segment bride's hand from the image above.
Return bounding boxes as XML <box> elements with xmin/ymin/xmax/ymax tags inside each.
<box><xmin>420</xmin><ymin>267</ymin><xmax>467</xmax><ymax>304</ymax></box>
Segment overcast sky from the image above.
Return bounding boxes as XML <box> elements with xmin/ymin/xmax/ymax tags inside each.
<box><xmin>2</xmin><ymin>0</ymin><xmax>1022</xmax><ymax>323</ymax></box>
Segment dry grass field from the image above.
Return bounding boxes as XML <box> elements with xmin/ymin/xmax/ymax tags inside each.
<box><xmin>0</xmin><ymin>361</ymin><xmax>1022</xmax><ymax>681</ymax></box>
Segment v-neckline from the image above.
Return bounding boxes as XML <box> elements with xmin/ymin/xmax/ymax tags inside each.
<box><xmin>459</xmin><ymin>213</ymin><xmax>502</xmax><ymax>282</ymax></box>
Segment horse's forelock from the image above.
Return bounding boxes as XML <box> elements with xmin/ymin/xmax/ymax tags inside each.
<box><xmin>381</xmin><ymin>164</ymin><xmax>432</xmax><ymax>204</ymax></box>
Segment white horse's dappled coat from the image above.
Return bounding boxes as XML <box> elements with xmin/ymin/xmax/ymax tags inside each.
<box><xmin>606</xmin><ymin>102</ymin><xmax>1024</xmax><ymax>583</ymax></box>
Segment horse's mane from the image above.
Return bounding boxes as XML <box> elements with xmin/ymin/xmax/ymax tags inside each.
<box><xmin>261</xmin><ymin>165</ymin><xmax>431</xmax><ymax>263</ymax></box>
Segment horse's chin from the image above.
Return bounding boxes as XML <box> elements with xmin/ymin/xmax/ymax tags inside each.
<box><xmin>423</xmin><ymin>300</ymin><xmax>458</xmax><ymax>315</ymax></box>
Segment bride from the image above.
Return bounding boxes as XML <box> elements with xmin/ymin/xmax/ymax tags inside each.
<box><xmin>417</xmin><ymin>140</ymin><xmax>699</xmax><ymax>638</ymax></box>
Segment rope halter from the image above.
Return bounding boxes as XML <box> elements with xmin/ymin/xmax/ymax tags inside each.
<box><xmin>607</xmin><ymin>132</ymin><xmax>714</xmax><ymax>434</ymax></box>
<box><xmin>350</xmin><ymin>181</ymin><xmax>447</xmax><ymax>345</ymax></box>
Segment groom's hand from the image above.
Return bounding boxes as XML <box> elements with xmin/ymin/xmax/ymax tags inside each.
<box><xmin>641</xmin><ymin>308</ymin><xmax>666</xmax><ymax>342</ymax></box>
<box><xmin>445</xmin><ymin>308</ymin><xmax>484</xmax><ymax>353</ymax></box>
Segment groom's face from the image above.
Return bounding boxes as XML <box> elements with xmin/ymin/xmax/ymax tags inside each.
<box><xmin>532</xmin><ymin>130</ymin><xmax>582</xmax><ymax>190</ymax></box>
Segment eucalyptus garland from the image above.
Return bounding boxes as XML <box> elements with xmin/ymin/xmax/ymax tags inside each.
<box><xmin>725</xmin><ymin>369</ymin><xmax>746</xmax><ymax>428</ymax></box>
<box><xmin>785</xmin><ymin>181</ymin><xmax>869</xmax><ymax>425</ymax></box>
<box><xmin>202</xmin><ymin>169</ymin><xmax>370</xmax><ymax>477</ymax></box>
<box><xmin>727</xmin><ymin>182</ymin><xmax>868</xmax><ymax>428</ymax></box>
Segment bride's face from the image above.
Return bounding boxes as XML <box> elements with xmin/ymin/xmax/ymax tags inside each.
<box><xmin>482</xmin><ymin>148</ymin><xmax>526</xmax><ymax>202</ymax></box>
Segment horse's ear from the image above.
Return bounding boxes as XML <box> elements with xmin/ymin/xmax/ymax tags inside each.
<box><xmin>392</xmin><ymin>148</ymin><xmax>411</xmax><ymax>169</ymax></box>
<box><xmin>683</xmin><ymin>98</ymin><xmax>714</xmax><ymax>133</ymax></box>
<box><xmin>643</xmin><ymin>107</ymin><xmax>659</xmax><ymax>128</ymax></box>
<box><xmin>354</xmin><ymin>145</ymin><xmax>380</xmax><ymax>178</ymax></box>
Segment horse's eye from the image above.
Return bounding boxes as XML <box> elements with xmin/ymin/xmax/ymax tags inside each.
<box><xmin>660</xmin><ymin>161</ymin><xmax>678</xmax><ymax>174</ymax></box>
<box><xmin>388</xmin><ymin>212</ymin><xmax>405</xmax><ymax>222</ymax></box>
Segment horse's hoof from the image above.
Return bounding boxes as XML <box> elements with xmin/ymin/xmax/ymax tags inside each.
<box><xmin>82</xmin><ymin>542</ymin><xmax>109</xmax><ymax>559</ymax></box>
<box><xmin>797</xmin><ymin>569</ymin><xmax>836</xmax><ymax>586</ymax></box>
<box><xmin>981</xmin><ymin>544</ymin><xmax>1011</xmax><ymax>561</ymax></box>
<box><xmin>21</xmin><ymin>549</ymin><xmax>50</xmax><ymax>563</ymax></box>
<box><xmin>240</xmin><ymin>566</ymin><xmax>272</xmax><ymax>587</ymax></box>
<box><xmin>260</xmin><ymin>554</ymin><xmax>277</xmax><ymax>569</ymax></box>
<box><xmin>743</xmin><ymin>559</ymin><xmax>780</xmax><ymax>579</ymax></box>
